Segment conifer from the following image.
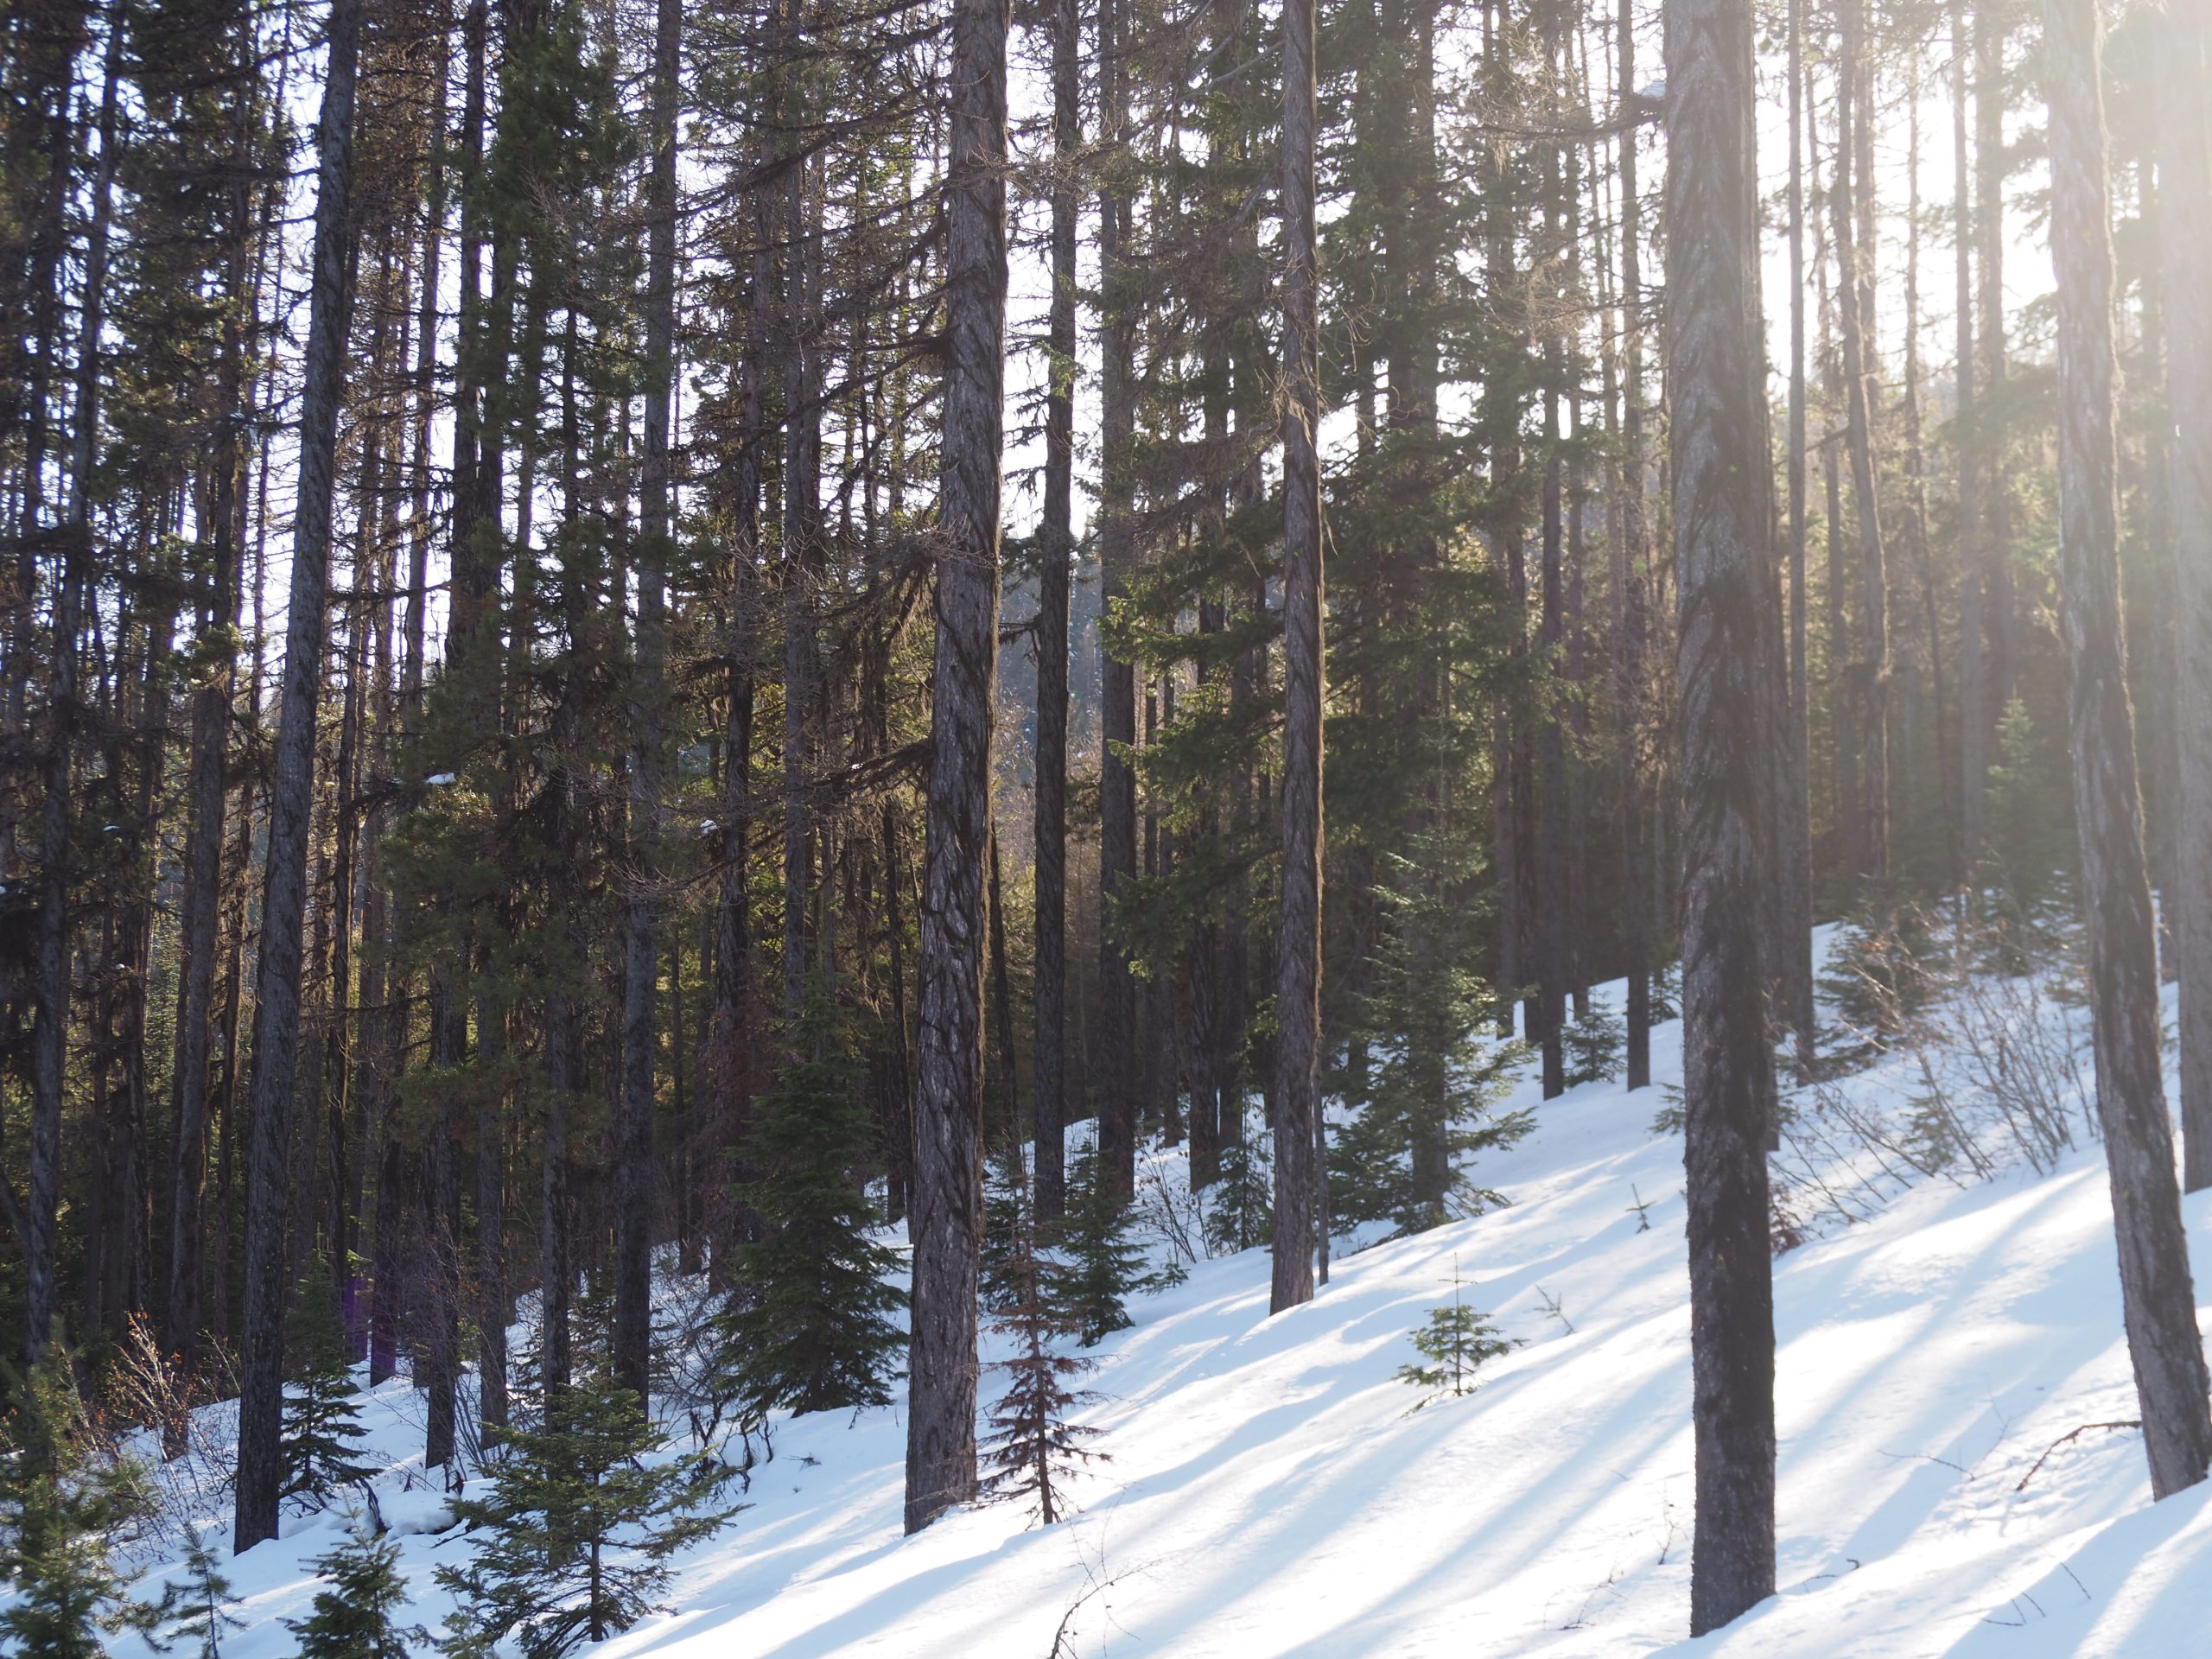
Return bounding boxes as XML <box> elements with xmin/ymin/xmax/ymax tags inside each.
<box><xmin>282</xmin><ymin>1265</ymin><xmax>375</xmax><ymax>1510</ymax></box>
<box><xmin>162</xmin><ymin>1527</ymin><xmax>246</xmax><ymax>1658</ymax></box>
<box><xmin>714</xmin><ymin>984</ymin><xmax>906</xmax><ymax>1422</ymax></box>
<box><xmin>436</xmin><ymin>1359</ymin><xmax>737</xmax><ymax>1659</ymax></box>
<box><xmin>1396</xmin><ymin>1262</ymin><xmax>1517</xmax><ymax>1408</ymax></box>
<box><xmin>0</xmin><ymin>1347</ymin><xmax>161</xmax><ymax>1658</ymax></box>
<box><xmin>285</xmin><ymin>1522</ymin><xmax>426</xmax><ymax>1659</ymax></box>
<box><xmin>979</xmin><ymin>1164</ymin><xmax>1103</xmax><ymax>1524</ymax></box>
<box><xmin>1057</xmin><ymin>1142</ymin><xmax>1152</xmax><ymax>1346</ymax></box>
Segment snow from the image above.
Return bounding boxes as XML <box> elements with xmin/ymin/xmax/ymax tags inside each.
<box><xmin>65</xmin><ymin>927</ymin><xmax>2212</xmax><ymax>1657</ymax></box>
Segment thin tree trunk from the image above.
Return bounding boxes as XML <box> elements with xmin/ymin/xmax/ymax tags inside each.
<box><xmin>2042</xmin><ymin>0</ymin><xmax>2212</xmax><ymax>1498</ymax></box>
<box><xmin>1778</xmin><ymin>0</ymin><xmax>1815</xmax><ymax>1061</ymax></box>
<box><xmin>2158</xmin><ymin>0</ymin><xmax>2212</xmax><ymax>1191</ymax></box>
<box><xmin>234</xmin><ymin>0</ymin><xmax>361</xmax><ymax>1549</ymax></box>
<box><xmin>614</xmin><ymin>0</ymin><xmax>681</xmax><ymax>1411</ymax></box>
<box><xmin>1664</xmin><ymin>0</ymin><xmax>1778</xmax><ymax>1623</ymax></box>
<box><xmin>1271</xmin><ymin>0</ymin><xmax>1322</xmax><ymax>1316</ymax></box>
<box><xmin>907</xmin><ymin>0</ymin><xmax>1007</xmax><ymax>1533</ymax></box>
<box><xmin>1033</xmin><ymin>0</ymin><xmax>1077</xmax><ymax>1220</ymax></box>
<box><xmin>1617</xmin><ymin>0</ymin><xmax>1651</xmax><ymax>1089</ymax></box>
<box><xmin>1954</xmin><ymin>0</ymin><xmax>1985</xmax><ymax>875</ymax></box>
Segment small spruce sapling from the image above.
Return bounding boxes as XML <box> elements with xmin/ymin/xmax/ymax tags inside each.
<box><xmin>161</xmin><ymin>1528</ymin><xmax>246</xmax><ymax>1657</ymax></box>
<box><xmin>283</xmin><ymin>1262</ymin><xmax>375</xmax><ymax>1510</ymax></box>
<box><xmin>1058</xmin><ymin>1141</ymin><xmax>1151</xmax><ymax>1346</ymax></box>
<box><xmin>1203</xmin><ymin>1103</ymin><xmax>1273</xmax><ymax>1255</ymax></box>
<box><xmin>1396</xmin><ymin>1258</ymin><xmax>1516</xmax><ymax>1408</ymax></box>
<box><xmin>436</xmin><ymin>1357</ymin><xmax>738</xmax><ymax>1659</ymax></box>
<box><xmin>714</xmin><ymin>983</ymin><xmax>906</xmax><ymax>1423</ymax></box>
<box><xmin>1561</xmin><ymin>1006</ymin><xmax>1624</xmax><ymax>1087</ymax></box>
<box><xmin>979</xmin><ymin>1160</ymin><xmax>1103</xmax><ymax>1524</ymax></box>
<box><xmin>285</xmin><ymin>1520</ymin><xmax>426</xmax><ymax>1659</ymax></box>
<box><xmin>0</xmin><ymin>1344</ymin><xmax>162</xmax><ymax>1659</ymax></box>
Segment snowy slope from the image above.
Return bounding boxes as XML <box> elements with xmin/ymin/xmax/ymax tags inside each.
<box><xmin>87</xmin><ymin>950</ymin><xmax>2212</xmax><ymax>1659</ymax></box>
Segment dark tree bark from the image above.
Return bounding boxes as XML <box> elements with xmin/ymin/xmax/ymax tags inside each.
<box><xmin>1096</xmin><ymin>0</ymin><xmax>1139</xmax><ymax>1199</ymax></box>
<box><xmin>1032</xmin><ymin>0</ymin><xmax>1077</xmax><ymax>1222</ymax></box>
<box><xmin>2158</xmin><ymin>0</ymin><xmax>2212</xmax><ymax>1191</ymax></box>
<box><xmin>613</xmin><ymin>0</ymin><xmax>681</xmax><ymax>1411</ymax></box>
<box><xmin>1831</xmin><ymin>0</ymin><xmax>1887</xmax><ymax>893</ymax></box>
<box><xmin>1616</xmin><ymin>0</ymin><xmax>1652</xmax><ymax>1090</ymax></box>
<box><xmin>2041</xmin><ymin>0</ymin><xmax>2212</xmax><ymax>1499</ymax></box>
<box><xmin>907</xmin><ymin>0</ymin><xmax>1007</xmax><ymax>1534</ymax></box>
<box><xmin>1777</xmin><ymin>0</ymin><xmax>1815</xmax><ymax>1062</ymax></box>
<box><xmin>1271</xmin><ymin>0</ymin><xmax>1321</xmax><ymax>1317</ymax></box>
<box><xmin>29</xmin><ymin>25</ymin><xmax>120</xmax><ymax>1366</ymax></box>
<box><xmin>234</xmin><ymin>0</ymin><xmax>362</xmax><ymax>1550</ymax></box>
<box><xmin>1663</xmin><ymin>0</ymin><xmax>1778</xmax><ymax>1625</ymax></box>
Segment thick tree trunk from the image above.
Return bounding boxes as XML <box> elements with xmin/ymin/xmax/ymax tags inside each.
<box><xmin>2158</xmin><ymin>0</ymin><xmax>2212</xmax><ymax>1191</ymax></box>
<box><xmin>1664</xmin><ymin>0</ymin><xmax>1778</xmax><ymax>1625</ymax></box>
<box><xmin>234</xmin><ymin>0</ymin><xmax>360</xmax><ymax>1549</ymax></box>
<box><xmin>2042</xmin><ymin>0</ymin><xmax>2212</xmax><ymax>1498</ymax></box>
<box><xmin>906</xmin><ymin>0</ymin><xmax>1007</xmax><ymax>1533</ymax></box>
<box><xmin>1271</xmin><ymin>0</ymin><xmax>1321</xmax><ymax>1317</ymax></box>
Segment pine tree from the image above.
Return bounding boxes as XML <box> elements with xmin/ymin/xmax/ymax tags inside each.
<box><xmin>1395</xmin><ymin>1264</ymin><xmax>1516</xmax><ymax>1408</ymax></box>
<box><xmin>162</xmin><ymin>1528</ymin><xmax>246</xmax><ymax>1659</ymax></box>
<box><xmin>714</xmin><ymin>985</ymin><xmax>906</xmax><ymax>1423</ymax></box>
<box><xmin>285</xmin><ymin>1522</ymin><xmax>426</xmax><ymax>1659</ymax></box>
<box><xmin>0</xmin><ymin>1348</ymin><xmax>161</xmax><ymax>1658</ymax></box>
<box><xmin>436</xmin><ymin>1363</ymin><xmax>737</xmax><ymax>1659</ymax></box>
<box><xmin>282</xmin><ymin>1266</ymin><xmax>374</xmax><ymax>1510</ymax></box>
<box><xmin>1205</xmin><ymin>1109</ymin><xmax>1274</xmax><ymax>1256</ymax></box>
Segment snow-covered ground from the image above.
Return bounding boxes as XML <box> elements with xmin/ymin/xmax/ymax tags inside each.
<box><xmin>86</xmin><ymin>932</ymin><xmax>2212</xmax><ymax>1657</ymax></box>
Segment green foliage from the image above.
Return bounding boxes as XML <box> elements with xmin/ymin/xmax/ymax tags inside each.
<box><xmin>715</xmin><ymin>985</ymin><xmax>906</xmax><ymax>1423</ymax></box>
<box><xmin>1395</xmin><ymin>1267</ymin><xmax>1517</xmax><ymax>1408</ymax></box>
<box><xmin>436</xmin><ymin>1365</ymin><xmax>738</xmax><ymax>1659</ymax></box>
<box><xmin>978</xmin><ymin>1166</ymin><xmax>1103</xmax><ymax>1525</ymax></box>
<box><xmin>1327</xmin><ymin>840</ymin><xmax>1529</xmax><ymax>1235</ymax></box>
<box><xmin>283</xmin><ymin>1265</ymin><xmax>374</xmax><ymax>1510</ymax></box>
<box><xmin>1057</xmin><ymin>1142</ymin><xmax>1152</xmax><ymax>1347</ymax></box>
<box><xmin>1204</xmin><ymin>1117</ymin><xmax>1274</xmax><ymax>1256</ymax></box>
<box><xmin>162</xmin><ymin>1528</ymin><xmax>245</xmax><ymax>1658</ymax></box>
<box><xmin>1980</xmin><ymin>697</ymin><xmax>2075</xmax><ymax>949</ymax></box>
<box><xmin>1561</xmin><ymin>1006</ymin><xmax>1624</xmax><ymax>1088</ymax></box>
<box><xmin>285</xmin><ymin>1522</ymin><xmax>425</xmax><ymax>1659</ymax></box>
<box><xmin>0</xmin><ymin>1346</ymin><xmax>161</xmax><ymax>1659</ymax></box>
<box><xmin>1821</xmin><ymin>906</ymin><xmax>1941</xmax><ymax>1058</ymax></box>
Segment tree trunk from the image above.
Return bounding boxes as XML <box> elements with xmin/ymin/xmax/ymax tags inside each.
<box><xmin>1664</xmin><ymin>0</ymin><xmax>1778</xmax><ymax>1624</ymax></box>
<box><xmin>234</xmin><ymin>0</ymin><xmax>361</xmax><ymax>1549</ymax></box>
<box><xmin>613</xmin><ymin>0</ymin><xmax>681</xmax><ymax>1411</ymax></box>
<box><xmin>1617</xmin><ymin>0</ymin><xmax>1651</xmax><ymax>1089</ymax></box>
<box><xmin>2158</xmin><ymin>0</ymin><xmax>2212</xmax><ymax>1191</ymax></box>
<box><xmin>1096</xmin><ymin>0</ymin><xmax>1139</xmax><ymax>1199</ymax></box>
<box><xmin>906</xmin><ymin>0</ymin><xmax>1007</xmax><ymax>1533</ymax></box>
<box><xmin>2042</xmin><ymin>0</ymin><xmax>2212</xmax><ymax>1498</ymax></box>
<box><xmin>1033</xmin><ymin>0</ymin><xmax>1077</xmax><ymax>1220</ymax></box>
<box><xmin>1954</xmin><ymin>0</ymin><xmax>1985</xmax><ymax>876</ymax></box>
<box><xmin>1777</xmin><ymin>0</ymin><xmax>1815</xmax><ymax>1062</ymax></box>
<box><xmin>1271</xmin><ymin>0</ymin><xmax>1321</xmax><ymax>1317</ymax></box>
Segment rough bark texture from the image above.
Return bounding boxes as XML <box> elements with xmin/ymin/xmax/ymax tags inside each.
<box><xmin>907</xmin><ymin>0</ymin><xmax>1007</xmax><ymax>1533</ymax></box>
<box><xmin>234</xmin><ymin>0</ymin><xmax>360</xmax><ymax>1549</ymax></box>
<box><xmin>1616</xmin><ymin>0</ymin><xmax>1651</xmax><ymax>1090</ymax></box>
<box><xmin>2159</xmin><ymin>0</ymin><xmax>2212</xmax><ymax>1192</ymax></box>
<box><xmin>1096</xmin><ymin>0</ymin><xmax>1139</xmax><ymax>1199</ymax></box>
<box><xmin>1778</xmin><ymin>0</ymin><xmax>1815</xmax><ymax>1060</ymax></box>
<box><xmin>1663</xmin><ymin>0</ymin><xmax>1778</xmax><ymax>1626</ymax></box>
<box><xmin>1033</xmin><ymin>0</ymin><xmax>1077</xmax><ymax>1219</ymax></box>
<box><xmin>614</xmin><ymin>0</ymin><xmax>681</xmax><ymax>1410</ymax></box>
<box><xmin>1271</xmin><ymin>0</ymin><xmax>1322</xmax><ymax>1318</ymax></box>
<box><xmin>2042</xmin><ymin>0</ymin><xmax>2212</xmax><ymax>1499</ymax></box>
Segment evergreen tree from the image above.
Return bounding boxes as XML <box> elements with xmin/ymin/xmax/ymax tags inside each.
<box><xmin>1205</xmin><ymin>1111</ymin><xmax>1274</xmax><ymax>1257</ymax></box>
<box><xmin>714</xmin><ymin>985</ymin><xmax>906</xmax><ymax>1422</ymax></box>
<box><xmin>1561</xmin><ymin>1008</ymin><xmax>1625</xmax><ymax>1089</ymax></box>
<box><xmin>1057</xmin><ymin>1142</ymin><xmax>1155</xmax><ymax>1347</ymax></box>
<box><xmin>162</xmin><ymin>1528</ymin><xmax>246</xmax><ymax>1659</ymax></box>
<box><xmin>978</xmin><ymin>1166</ymin><xmax>1103</xmax><ymax>1525</ymax></box>
<box><xmin>1395</xmin><ymin>1262</ymin><xmax>1516</xmax><ymax>1408</ymax></box>
<box><xmin>0</xmin><ymin>1348</ymin><xmax>161</xmax><ymax>1658</ymax></box>
<box><xmin>282</xmin><ymin>1266</ymin><xmax>375</xmax><ymax>1510</ymax></box>
<box><xmin>436</xmin><ymin>1363</ymin><xmax>737</xmax><ymax>1659</ymax></box>
<box><xmin>284</xmin><ymin>1522</ymin><xmax>426</xmax><ymax>1659</ymax></box>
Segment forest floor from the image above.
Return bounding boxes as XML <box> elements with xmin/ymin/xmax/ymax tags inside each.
<box><xmin>103</xmin><ymin>926</ymin><xmax>2212</xmax><ymax>1657</ymax></box>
